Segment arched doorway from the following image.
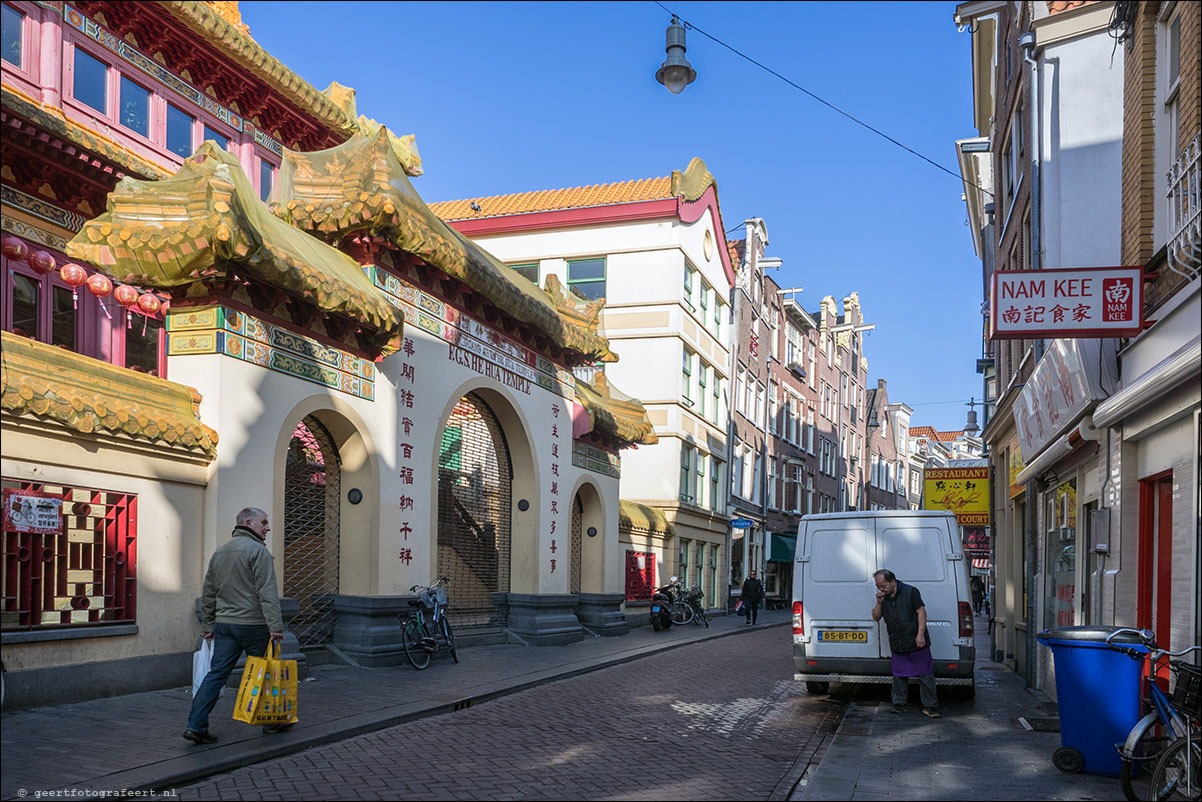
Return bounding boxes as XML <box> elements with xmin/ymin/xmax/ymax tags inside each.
<box><xmin>283</xmin><ymin>415</ymin><xmax>341</xmax><ymax>647</ymax></box>
<box><xmin>570</xmin><ymin>494</ymin><xmax>584</xmax><ymax>595</ymax></box>
<box><xmin>437</xmin><ymin>392</ymin><xmax>512</xmax><ymax>631</ymax></box>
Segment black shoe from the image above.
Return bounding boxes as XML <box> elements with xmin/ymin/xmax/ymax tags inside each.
<box><xmin>183</xmin><ymin>729</ymin><xmax>218</xmax><ymax>744</ymax></box>
<box><xmin>263</xmin><ymin>723</ymin><xmax>295</xmax><ymax>734</ymax></box>
<box><xmin>922</xmin><ymin>707</ymin><xmax>942</xmax><ymax>719</ymax></box>
<box><xmin>890</xmin><ymin>704</ymin><xmax>908</xmax><ymax>714</ymax></box>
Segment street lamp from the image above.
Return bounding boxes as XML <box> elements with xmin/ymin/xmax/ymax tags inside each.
<box><xmin>656</xmin><ymin>16</ymin><xmax>696</xmax><ymax>95</ymax></box>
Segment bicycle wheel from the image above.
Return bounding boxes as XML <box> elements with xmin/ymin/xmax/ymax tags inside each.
<box><xmin>694</xmin><ymin>605</ymin><xmax>709</xmax><ymax>627</ymax></box>
<box><xmin>440</xmin><ymin>616</ymin><xmax>459</xmax><ymax>664</ymax></box>
<box><xmin>670</xmin><ymin>601</ymin><xmax>692</xmax><ymax>626</ymax></box>
<box><xmin>401</xmin><ymin>616</ymin><xmax>431</xmax><ymax>670</ymax></box>
<box><xmin>1150</xmin><ymin>734</ymin><xmax>1201</xmax><ymax>801</ymax></box>
<box><xmin>1121</xmin><ymin>723</ymin><xmax>1171</xmax><ymax>802</ymax></box>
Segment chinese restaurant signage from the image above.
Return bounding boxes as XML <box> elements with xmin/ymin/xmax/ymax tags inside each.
<box><xmin>990</xmin><ymin>267</ymin><xmax>1143</xmax><ymax>339</ymax></box>
<box><xmin>923</xmin><ymin>466</ymin><xmax>990</xmax><ymax>525</ymax></box>
<box><xmin>1014</xmin><ymin>339</ymin><xmax>1107</xmax><ymax>459</ymax></box>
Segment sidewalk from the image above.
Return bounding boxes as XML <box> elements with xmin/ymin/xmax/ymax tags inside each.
<box><xmin>1</xmin><ymin>610</ymin><xmax>788</xmax><ymax>801</ymax></box>
<box><xmin>796</xmin><ymin>616</ymin><xmax>1123</xmax><ymax>801</ymax></box>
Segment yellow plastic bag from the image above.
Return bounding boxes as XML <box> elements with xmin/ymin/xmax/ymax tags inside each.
<box><xmin>232</xmin><ymin>641</ymin><xmax>298</xmax><ymax>725</ymax></box>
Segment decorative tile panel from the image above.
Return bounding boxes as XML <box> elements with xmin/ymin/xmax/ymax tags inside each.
<box><xmin>572</xmin><ymin>441</ymin><xmax>620</xmax><ymax>478</ymax></box>
<box><xmin>0</xmin><ymin>215</ymin><xmax>70</xmax><ymax>251</ymax></box>
<box><xmin>166</xmin><ymin>306</ymin><xmax>375</xmax><ymax>400</ymax></box>
<box><xmin>1</xmin><ymin>187</ymin><xmax>86</xmax><ymax>233</ymax></box>
<box><xmin>369</xmin><ymin>266</ymin><xmax>575</xmax><ymax>401</ymax></box>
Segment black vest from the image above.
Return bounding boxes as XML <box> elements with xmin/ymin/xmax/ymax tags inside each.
<box><xmin>881</xmin><ymin>582</ymin><xmax>927</xmax><ymax>654</ymax></box>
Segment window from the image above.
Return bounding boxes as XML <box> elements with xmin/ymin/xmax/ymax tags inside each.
<box><xmin>202</xmin><ymin>124</ymin><xmax>229</xmax><ymax>150</ymax></box>
<box><xmin>682</xmin><ymin>348</ymin><xmax>693</xmax><ymax>405</ymax></box>
<box><xmin>567</xmin><ymin>258</ymin><xmax>605</xmax><ymax>301</ymax></box>
<box><xmin>625</xmin><ymin>550</ymin><xmax>656</xmax><ymax>602</ymax></box>
<box><xmin>166</xmin><ymin>103</ymin><xmax>195</xmax><ymax>158</ymax></box>
<box><xmin>732</xmin><ymin>440</ymin><xmax>744</xmax><ymax>498</ymax></box>
<box><xmin>699</xmin><ymin>283</ymin><xmax>709</xmax><ymax>318</ymax></box>
<box><xmin>119</xmin><ymin>76</ymin><xmax>151</xmax><ymax>138</ymax></box>
<box><xmin>768</xmin><ymin>382</ymin><xmax>778</xmax><ymax>435</ymax></box>
<box><xmin>679</xmin><ymin>539</ymin><xmax>690</xmax><ymax>578</ymax></box>
<box><xmin>259</xmin><ymin>159</ymin><xmax>276</xmax><ymax>203</ymax></box>
<box><xmin>697</xmin><ymin>362</ymin><xmax>707</xmax><ymax>419</ymax></box>
<box><xmin>73</xmin><ymin>47</ymin><xmax>109</xmax><ymax>114</ymax></box>
<box><xmin>713</xmin><ymin>297</ymin><xmax>722</xmax><ymax>338</ymax></box>
<box><xmin>683</xmin><ymin>265</ymin><xmax>695</xmax><ymax>308</ymax></box>
<box><xmin>710</xmin><ymin>458</ymin><xmax>723</xmax><ymax>513</ymax></box>
<box><xmin>680</xmin><ymin>444</ymin><xmax>695</xmax><ymax>502</ymax></box>
<box><xmin>2</xmin><ymin>3</ymin><xmax>23</xmax><ymax>67</ymax></box>
<box><xmin>711</xmin><ymin>374</ymin><xmax>720</xmax><ymax>424</ymax></box>
<box><xmin>509</xmin><ymin>262</ymin><xmax>539</xmax><ymax>284</ymax></box>
<box><xmin>124</xmin><ymin>313</ymin><xmax>164</xmax><ymax>375</ymax></box>
<box><xmin>696</xmin><ymin>450</ymin><xmax>705</xmax><ymax>506</ymax></box>
<box><xmin>767</xmin><ymin>457</ymin><xmax>778</xmax><ymax>509</ymax></box>
<box><xmin>1</xmin><ymin>479</ymin><xmax>138</xmax><ymax>630</ymax></box>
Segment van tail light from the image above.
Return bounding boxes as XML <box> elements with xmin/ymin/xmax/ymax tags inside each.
<box><xmin>792</xmin><ymin>601</ymin><xmax>805</xmax><ymax>636</ymax></box>
<box><xmin>959</xmin><ymin>601</ymin><xmax>974</xmax><ymax>637</ymax></box>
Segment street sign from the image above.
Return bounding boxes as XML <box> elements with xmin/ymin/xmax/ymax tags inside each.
<box><xmin>729</xmin><ymin>518</ymin><xmax>753</xmax><ymax>529</ymax></box>
<box><xmin>990</xmin><ymin>266</ymin><xmax>1144</xmax><ymax>339</ymax></box>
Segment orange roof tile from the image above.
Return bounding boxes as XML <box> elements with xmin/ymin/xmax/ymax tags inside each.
<box><xmin>909</xmin><ymin>426</ymin><xmax>939</xmax><ymax>440</ymax></box>
<box><xmin>1047</xmin><ymin>1</ymin><xmax>1094</xmax><ymax>15</ymax></box>
<box><xmin>937</xmin><ymin>431</ymin><xmax>965</xmax><ymax>442</ymax></box>
<box><xmin>428</xmin><ymin>175</ymin><xmax>673</xmax><ymax>221</ymax></box>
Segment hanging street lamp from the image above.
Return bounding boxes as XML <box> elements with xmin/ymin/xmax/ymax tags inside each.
<box><xmin>655</xmin><ymin>16</ymin><xmax>696</xmax><ymax>95</ymax></box>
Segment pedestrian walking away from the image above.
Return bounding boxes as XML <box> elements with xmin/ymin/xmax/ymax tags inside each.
<box><xmin>872</xmin><ymin>568</ymin><xmax>941</xmax><ymax>718</ymax></box>
<box><xmin>741</xmin><ymin>571</ymin><xmax>764</xmax><ymax>625</ymax></box>
<box><xmin>184</xmin><ymin>507</ymin><xmax>288</xmax><ymax>744</ymax></box>
<box><xmin>970</xmin><ymin>576</ymin><xmax>985</xmax><ymax>615</ymax></box>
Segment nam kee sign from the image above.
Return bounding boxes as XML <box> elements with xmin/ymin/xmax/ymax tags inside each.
<box><xmin>990</xmin><ymin>267</ymin><xmax>1143</xmax><ymax>339</ymax></box>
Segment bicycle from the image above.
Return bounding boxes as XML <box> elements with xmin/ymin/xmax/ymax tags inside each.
<box><xmin>681</xmin><ymin>585</ymin><xmax>709</xmax><ymax>628</ymax></box>
<box><xmin>399</xmin><ymin>576</ymin><xmax>458</xmax><ymax>670</ymax></box>
<box><xmin>1105</xmin><ymin>628</ymin><xmax>1200</xmax><ymax>801</ymax></box>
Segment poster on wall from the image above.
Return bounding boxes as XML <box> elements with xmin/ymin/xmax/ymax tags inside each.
<box><xmin>2</xmin><ymin>489</ymin><xmax>63</xmax><ymax>535</ymax></box>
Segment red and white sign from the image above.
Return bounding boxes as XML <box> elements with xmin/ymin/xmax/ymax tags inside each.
<box><xmin>990</xmin><ymin>267</ymin><xmax>1143</xmax><ymax>339</ymax></box>
<box><xmin>3</xmin><ymin>489</ymin><xmax>63</xmax><ymax>535</ymax></box>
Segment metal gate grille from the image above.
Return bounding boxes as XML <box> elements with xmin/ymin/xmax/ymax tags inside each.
<box><xmin>570</xmin><ymin>494</ymin><xmax>583</xmax><ymax>595</ymax></box>
<box><xmin>283</xmin><ymin>416</ymin><xmax>340</xmax><ymax>648</ymax></box>
<box><xmin>437</xmin><ymin>393</ymin><xmax>511</xmax><ymax>629</ymax></box>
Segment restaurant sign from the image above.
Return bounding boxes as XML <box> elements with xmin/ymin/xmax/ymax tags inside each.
<box><xmin>923</xmin><ymin>466</ymin><xmax>990</xmax><ymax>526</ymax></box>
<box><xmin>990</xmin><ymin>267</ymin><xmax>1143</xmax><ymax>339</ymax></box>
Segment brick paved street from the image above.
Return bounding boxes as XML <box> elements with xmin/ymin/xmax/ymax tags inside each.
<box><xmin>174</xmin><ymin>627</ymin><xmax>843</xmax><ymax>801</ymax></box>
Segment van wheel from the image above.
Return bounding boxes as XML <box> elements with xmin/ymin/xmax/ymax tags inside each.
<box><xmin>805</xmin><ymin>681</ymin><xmax>830</xmax><ymax>694</ymax></box>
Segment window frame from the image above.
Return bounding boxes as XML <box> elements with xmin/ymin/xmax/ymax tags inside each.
<box><xmin>508</xmin><ymin>262</ymin><xmax>540</xmax><ymax>285</ymax></box>
<box><xmin>566</xmin><ymin>257</ymin><xmax>606</xmax><ymax>301</ymax></box>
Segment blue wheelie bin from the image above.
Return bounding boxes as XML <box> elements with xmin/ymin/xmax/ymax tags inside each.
<box><xmin>1036</xmin><ymin>626</ymin><xmax>1148</xmax><ymax>776</ymax></box>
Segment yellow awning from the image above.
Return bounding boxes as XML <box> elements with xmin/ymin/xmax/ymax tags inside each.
<box><xmin>619</xmin><ymin>501</ymin><xmax>673</xmax><ymax>538</ymax></box>
<box><xmin>575</xmin><ymin>373</ymin><xmax>657</xmax><ymax>447</ymax></box>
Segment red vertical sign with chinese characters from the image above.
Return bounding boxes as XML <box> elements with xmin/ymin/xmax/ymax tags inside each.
<box><xmin>398</xmin><ymin>337</ymin><xmax>418</xmax><ymax>568</ymax></box>
<box><xmin>548</xmin><ymin>402</ymin><xmax>562</xmax><ymax>574</ymax></box>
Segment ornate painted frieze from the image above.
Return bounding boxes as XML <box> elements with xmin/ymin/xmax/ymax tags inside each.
<box><xmin>369</xmin><ymin>266</ymin><xmax>576</xmax><ymax>401</ymax></box>
<box><xmin>1</xmin><ymin>187</ymin><xmax>86</xmax><ymax>233</ymax></box>
<box><xmin>572</xmin><ymin>441</ymin><xmax>620</xmax><ymax>478</ymax></box>
<box><xmin>0</xmin><ymin>214</ymin><xmax>70</xmax><ymax>251</ymax></box>
<box><xmin>166</xmin><ymin>306</ymin><xmax>375</xmax><ymax>400</ymax></box>
<box><xmin>49</xmin><ymin>3</ymin><xmax>284</xmax><ymax>155</ymax></box>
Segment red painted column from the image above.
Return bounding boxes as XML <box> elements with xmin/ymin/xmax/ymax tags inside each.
<box><xmin>38</xmin><ymin>5</ymin><xmax>62</xmax><ymax>107</ymax></box>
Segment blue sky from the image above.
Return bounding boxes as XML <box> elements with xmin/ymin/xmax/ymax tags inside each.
<box><xmin>241</xmin><ymin>1</ymin><xmax>984</xmax><ymax>432</ymax></box>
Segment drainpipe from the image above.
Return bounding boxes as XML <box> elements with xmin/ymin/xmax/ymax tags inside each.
<box><xmin>1020</xmin><ymin>30</ymin><xmax>1041</xmax><ymax>270</ymax></box>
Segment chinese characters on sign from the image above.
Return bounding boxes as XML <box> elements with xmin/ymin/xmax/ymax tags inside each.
<box><xmin>548</xmin><ymin>403</ymin><xmax>561</xmax><ymax>574</ymax></box>
<box><xmin>398</xmin><ymin>337</ymin><xmax>419</xmax><ymax>567</ymax></box>
<box><xmin>3</xmin><ymin>490</ymin><xmax>63</xmax><ymax>534</ymax></box>
<box><xmin>990</xmin><ymin>267</ymin><xmax>1143</xmax><ymax>339</ymax></box>
<box><xmin>923</xmin><ymin>467</ymin><xmax>990</xmax><ymax>525</ymax></box>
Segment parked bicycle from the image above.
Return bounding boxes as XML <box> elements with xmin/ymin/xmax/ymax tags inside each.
<box><xmin>680</xmin><ymin>585</ymin><xmax>709</xmax><ymax>628</ymax></box>
<box><xmin>1105</xmin><ymin>628</ymin><xmax>1200</xmax><ymax>801</ymax></box>
<box><xmin>399</xmin><ymin>576</ymin><xmax>458</xmax><ymax>670</ymax></box>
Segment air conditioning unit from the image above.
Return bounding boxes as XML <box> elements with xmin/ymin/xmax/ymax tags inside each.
<box><xmin>788</xmin><ymin>361</ymin><xmax>806</xmax><ymax>377</ymax></box>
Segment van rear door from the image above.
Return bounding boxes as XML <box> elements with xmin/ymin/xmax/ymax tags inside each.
<box><xmin>875</xmin><ymin>517</ymin><xmax>958</xmax><ymax>661</ymax></box>
<box><xmin>802</xmin><ymin>519</ymin><xmax>880</xmax><ymax>658</ymax></box>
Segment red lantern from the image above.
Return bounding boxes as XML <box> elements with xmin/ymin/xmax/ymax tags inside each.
<box><xmin>59</xmin><ymin>263</ymin><xmax>88</xmax><ymax>288</ymax></box>
<box><xmin>158</xmin><ymin>297</ymin><xmax>171</xmax><ymax>314</ymax></box>
<box><xmin>113</xmin><ymin>284</ymin><xmax>140</xmax><ymax>307</ymax></box>
<box><xmin>86</xmin><ymin>273</ymin><xmax>113</xmax><ymax>297</ymax></box>
<box><xmin>136</xmin><ymin>293</ymin><xmax>161</xmax><ymax>315</ymax></box>
<box><xmin>1</xmin><ymin>234</ymin><xmax>28</xmax><ymax>261</ymax></box>
<box><xmin>28</xmin><ymin>250</ymin><xmax>57</xmax><ymax>275</ymax></box>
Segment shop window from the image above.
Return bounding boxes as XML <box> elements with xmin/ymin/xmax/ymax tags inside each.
<box><xmin>2</xmin><ymin>3</ymin><xmax>23</xmax><ymax>67</ymax></box>
<box><xmin>73</xmin><ymin>47</ymin><xmax>108</xmax><ymax>114</ymax></box>
<box><xmin>119</xmin><ymin>75</ymin><xmax>151</xmax><ymax>138</ymax></box>
<box><xmin>166</xmin><ymin>103</ymin><xmax>195</xmax><ymax>158</ymax></box>
<box><xmin>624</xmin><ymin>550</ymin><xmax>655</xmax><ymax>602</ymax></box>
<box><xmin>567</xmin><ymin>258</ymin><xmax>605</xmax><ymax>301</ymax></box>
<box><xmin>1044</xmin><ymin>480</ymin><xmax>1077</xmax><ymax>630</ymax></box>
<box><xmin>1</xmin><ymin>479</ymin><xmax>138</xmax><ymax>630</ymax></box>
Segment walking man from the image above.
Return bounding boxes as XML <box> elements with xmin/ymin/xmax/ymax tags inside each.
<box><xmin>872</xmin><ymin>568</ymin><xmax>941</xmax><ymax>718</ymax></box>
<box><xmin>741</xmin><ymin>570</ymin><xmax>764</xmax><ymax>625</ymax></box>
<box><xmin>184</xmin><ymin>507</ymin><xmax>286</xmax><ymax>744</ymax></box>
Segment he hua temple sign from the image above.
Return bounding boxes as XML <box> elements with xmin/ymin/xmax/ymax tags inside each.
<box><xmin>990</xmin><ymin>267</ymin><xmax>1143</xmax><ymax>339</ymax></box>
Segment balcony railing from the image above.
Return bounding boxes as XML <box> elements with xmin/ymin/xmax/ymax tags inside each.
<box><xmin>1167</xmin><ymin>133</ymin><xmax>1201</xmax><ymax>281</ymax></box>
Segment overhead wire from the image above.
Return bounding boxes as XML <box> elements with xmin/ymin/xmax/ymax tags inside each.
<box><xmin>652</xmin><ymin>2</ymin><xmax>994</xmax><ymax>198</ymax></box>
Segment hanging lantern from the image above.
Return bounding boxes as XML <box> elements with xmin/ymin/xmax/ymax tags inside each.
<box><xmin>86</xmin><ymin>273</ymin><xmax>113</xmax><ymax>297</ymax></box>
<box><xmin>28</xmin><ymin>250</ymin><xmax>57</xmax><ymax>275</ymax></box>
<box><xmin>113</xmin><ymin>284</ymin><xmax>140</xmax><ymax>307</ymax></box>
<box><xmin>158</xmin><ymin>296</ymin><xmax>171</xmax><ymax>314</ymax></box>
<box><xmin>59</xmin><ymin>262</ymin><xmax>88</xmax><ymax>287</ymax></box>
<box><xmin>136</xmin><ymin>293</ymin><xmax>161</xmax><ymax>315</ymax></box>
<box><xmin>1</xmin><ymin>234</ymin><xmax>28</xmax><ymax>261</ymax></box>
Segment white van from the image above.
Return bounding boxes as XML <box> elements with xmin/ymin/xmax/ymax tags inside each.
<box><xmin>791</xmin><ymin>510</ymin><xmax>975</xmax><ymax>695</ymax></box>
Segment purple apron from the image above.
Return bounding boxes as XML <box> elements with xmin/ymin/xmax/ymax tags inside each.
<box><xmin>891</xmin><ymin>645</ymin><xmax>934</xmax><ymax>677</ymax></box>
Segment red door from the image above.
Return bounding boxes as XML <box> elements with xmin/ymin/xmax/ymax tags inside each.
<box><xmin>1137</xmin><ymin>472</ymin><xmax>1173</xmax><ymax>649</ymax></box>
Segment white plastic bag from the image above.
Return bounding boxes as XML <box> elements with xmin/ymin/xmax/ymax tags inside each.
<box><xmin>192</xmin><ymin>638</ymin><xmax>214</xmax><ymax>697</ymax></box>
